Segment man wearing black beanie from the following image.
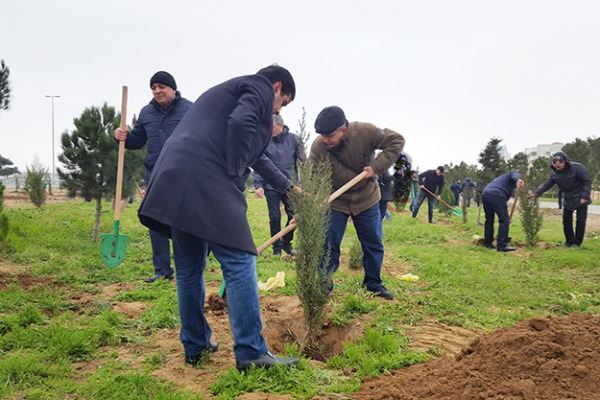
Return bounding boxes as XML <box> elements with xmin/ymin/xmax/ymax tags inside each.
<box><xmin>114</xmin><ymin>71</ymin><xmax>192</xmax><ymax>283</ymax></box>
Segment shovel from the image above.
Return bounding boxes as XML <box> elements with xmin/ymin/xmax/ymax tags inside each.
<box><xmin>219</xmin><ymin>170</ymin><xmax>369</xmax><ymax>297</ymax></box>
<box><xmin>100</xmin><ymin>86</ymin><xmax>129</xmax><ymax>268</ymax></box>
<box><xmin>509</xmin><ymin>188</ymin><xmax>520</xmax><ymax>223</ymax></box>
<box><xmin>421</xmin><ymin>186</ymin><xmax>463</xmax><ymax>217</ymax></box>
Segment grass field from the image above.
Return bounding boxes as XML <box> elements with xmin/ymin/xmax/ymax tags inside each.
<box><xmin>0</xmin><ymin>193</ymin><xmax>599</xmax><ymax>399</ymax></box>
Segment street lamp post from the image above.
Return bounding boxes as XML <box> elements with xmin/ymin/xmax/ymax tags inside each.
<box><xmin>45</xmin><ymin>95</ymin><xmax>60</xmax><ymax>177</ymax></box>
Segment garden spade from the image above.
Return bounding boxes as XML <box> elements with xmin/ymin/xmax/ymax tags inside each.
<box><xmin>421</xmin><ymin>186</ymin><xmax>463</xmax><ymax>217</ymax></box>
<box><xmin>101</xmin><ymin>86</ymin><xmax>129</xmax><ymax>268</ymax></box>
<box><xmin>219</xmin><ymin>171</ymin><xmax>369</xmax><ymax>297</ymax></box>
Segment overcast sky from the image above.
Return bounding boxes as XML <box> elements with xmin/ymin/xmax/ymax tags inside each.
<box><xmin>1</xmin><ymin>0</ymin><xmax>599</xmax><ymax>174</ymax></box>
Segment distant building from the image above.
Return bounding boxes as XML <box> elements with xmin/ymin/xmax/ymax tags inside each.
<box><xmin>523</xmin><ymin>142</ymin><xmax>564</xmax><ymax>163</ymax></box>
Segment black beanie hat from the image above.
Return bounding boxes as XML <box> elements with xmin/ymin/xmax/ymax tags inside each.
<box><xmin>150</xmin><ymin>71</ymin><xmax>177</xmax><ymax>90</ymax></box>
<box><xmin>314</xmin><ymin>106</ymin><xmax>347</xmax><ymax>135</ymax></box>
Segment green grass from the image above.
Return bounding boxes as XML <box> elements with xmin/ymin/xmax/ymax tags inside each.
<box><xmin>0</xmin><ymin>194</ymin><xmax>599</xmax><ymax>399</ymax></box>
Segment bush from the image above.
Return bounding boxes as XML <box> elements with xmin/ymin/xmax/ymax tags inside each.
<box><xmin>519</xmin><ymin>188</ymin><xmax>543</xmax><ymax>246</ymax></box>
<box><xmin>24</xmin><ymin>158</ymin><xmax>48</xmax><ymax>207</ymax></box>
<box><xmin>348</xmin><ymin>240</ymin><xmax>363</xmax><ymax>270</ymax></box>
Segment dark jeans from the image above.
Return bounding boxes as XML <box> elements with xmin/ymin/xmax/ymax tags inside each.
<box><xmin>453</xmin><ymin>192</ymin><xmax>460</xmax><ymax>206</ymax></box>
<box><xmin>411</xmin><ymin>190</ymin><xmax>435</xmax><ymax>223</ymax></box>
<box><xmin>482</xmin><ymin>193</ymin><xmax>510</xmax><ymax>248</ymax></box>
<box><xmin>563</xmin><ymin>204</ymin><xmax>588</xmax><ymax>246</ymax></box>
<box><xmin>264</xmin><ymin>189</ymin><xmax>294</xmax><ymax>251</ymax></box>
<box><xmin>324</xmin><ymin>204</ymin><xmax>384</xmax><ymax>291</ymax></box>
<box><xmin>149</xmin><ymin>229</ymin><xmax>173</xmax><ymax>276</ymax></box>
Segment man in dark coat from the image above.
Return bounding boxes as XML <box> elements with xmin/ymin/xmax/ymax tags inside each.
<box><xmin>114</xmin><ymin>71</ymin><xmax>192</xmax><ymax>283</ymax></box>
<box><xmin>254</xmin><ymin>114</ymin><xmax>303</xmax><ymax>256</ymax></box>
<box><xmin>482</xmin><ymin>171</ymin><xmax>524</xmax><ymax>252</ymax></box>
<box><xmin>411</xmin><ymin>166</ymin><xmax>445</xmax><ymax>223</ymax></box>
<box><xmin>461</xmin><ymin>176</ymin><xmax>476</xmax><ymax>207</ymax></box>
<box><xmin>138</xmin><ymin>65</ymin><xmax>299</xmax><ymax>371</ymax></box>
<box><xmin>528</xmin><ymin>152</ymin><xmax>592</xmax><ymax>248</ymax></box>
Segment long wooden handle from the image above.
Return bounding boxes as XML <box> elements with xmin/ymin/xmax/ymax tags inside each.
<box><xmin>114</xmin><ymin>86</ymin><xmax>128</xmax><ymax>222</ymax></box>
<box><xmin>421</xmin><ymin>186</ymin><xmax>454</xmax><ymax>209</ymax></box>
<box><xmin>509</xmin><ymin>188</ymin><xmax>520</xmax><ymax>222</ymax></box>
<box><xmin>256</xmin><ymin>170</ymin><xmax>369</xmax><ymax>255</ymax></box>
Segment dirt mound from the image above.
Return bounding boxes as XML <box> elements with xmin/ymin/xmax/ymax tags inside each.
<box><xmin>337</xmin><ymin>313</ymin><xmax>600</xmax><ymax>400</ymax></box>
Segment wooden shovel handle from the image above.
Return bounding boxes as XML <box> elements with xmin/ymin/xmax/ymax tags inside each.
<box><xmin>256</xmin><ymin>170</ymin><xmax>369</xmax><ymax>254</ymax></box>
<box><xmin>509</xmin><ymin>188</ymin><xmax>520</xmax><ymax>222</ymax></box>
<box><xmin>421</xmin><ymin>186</ymin><xmax>454</xmax><ymax>210</ymax></box>
<box><xmin>114</xmin><ymin>86</ymin><xmax>128</xmax><ymax>222</ymax></box>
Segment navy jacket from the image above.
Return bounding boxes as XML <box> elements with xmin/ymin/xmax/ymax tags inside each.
<box><xmin>450</xmin><ymin>181</ymin><xmax>462</xmax><ymax>195</ymax></box>
<box><xmin>123</xmin><ymin>92</ymin><xmax>192</xmax><ymax>181</ymax></box>
<box><xmin>482</xmin><ymin>171</ymin><xmax>520</xmax><ymax>202</ymax></box>
<box><xmin>419</xmin><ymin>169</ymin><xmax>445</xmax><ymax>195</ymax></box>
<box><xmin>254</xmin><ymin>125</ymin><xmax>303</xmax><ymax>193</ymax></box>
<box><xmin>534</xmin><ymin>151</ymin><xmax>592</xmax><ymax>211</ymax></box>
<box><xmin>138</xmin><ymin>75</ymin><xmax>289</xmax><ymax>254</ymax></box>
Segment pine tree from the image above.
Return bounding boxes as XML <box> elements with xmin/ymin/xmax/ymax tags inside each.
<box><xmin>58</xmin><ymin>103</ymin><xmax>140</xmax><ymax>241</ymax></box>
<box><xmin>0</xmin><ymin>60</ymin><xmax>10</xmax><ymax>112</ymax></box>
<box><xmin>519</xmin><ymin>187</ymin><xmax>542</xmax><ymax>246</ymax></box>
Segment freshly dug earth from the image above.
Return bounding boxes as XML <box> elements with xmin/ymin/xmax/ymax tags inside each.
<box><xmin>323</xmin><ymin>313</ymin><xmax>600</xmax><ymax>400</ymax></box>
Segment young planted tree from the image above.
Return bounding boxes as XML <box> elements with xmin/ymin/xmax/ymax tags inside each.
<box><xmin>348</xmin><ymin>240</ymin><xmax>363</xmax><ymax>270</ymax></box>
<box><xmin>58</xmin><ymin>103</ymin><xmax>122</xmax><ymax>241</ymax></box>
<box><xmin>0</xmin><ymin>60</ymin><xmax>10</xmax><ymax>112</ymax></box>
<box><xmin>519</xmin><ymin>187</ymin><xmax>542</xmax><ymax>246</ymax></box>
<box><xmin>289</xmin><ymin>160</ymin><xmax>332</xmax><ymax>357</ymax></box>
<box><xmin>24</xmin><ymin>157</ymin><xmax>48</xmax><ymax>207</ymax></box>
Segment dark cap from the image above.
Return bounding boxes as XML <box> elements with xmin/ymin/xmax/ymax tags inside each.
<box><xmin>437</xmin><ymin>166</ymin><xmax>445</xmax><ymax>173</ymax></box>
<box><xmin>315</xmin><ymin>106</ymin><xmax>347</xmax><ymax>135</ymax></box>
<box><xmin>150</xmin><ymin>71</ymin><xmax>177</xmax><ymax>90</ymax></box>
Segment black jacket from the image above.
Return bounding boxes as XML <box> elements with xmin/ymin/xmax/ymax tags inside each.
<box><xmin>418</xmin><ymin>169</ymin><xmax>445</xmax><ymax>195</ymax></box>
<box><xmin>534</xmin><ymin>151</ymin><xmax>592</xmax><ymax>211</ymax></box>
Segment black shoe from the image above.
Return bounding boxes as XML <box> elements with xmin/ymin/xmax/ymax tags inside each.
<box><xmin>144</xmin><ymin>274</ymin><xmax>174</xmax><ymax>283</ymax></box>
<box><xmin>272</xmin><ymin>249</ymin><xmax>282</xmax><ymax>257</ymax></box>
<box><xmin>185</xmin><ymin>341</ymin><xmax>219</xmax><ymax>366</ymax></box>
<box><xmin>282</xmin><ymin>244</ymin><xmax>296</xmax><ymax>256</ymax></box>
<box><xmin>484</xmin><ymin>243</ymin><xmax>496</xmax><ymax>249</ymax></box>
<box><xmin>497</xmin><ymin>246</ymin><xmax>517</xmax><ymax>252</ymax></box>
<box><xmin>369</xmin><ymin>286</ymin><xmax>394</xmax><ymax>300</ymax></box>
<box><xmin>236</xmin><ymin>351</ymin><xmax>299</xmax><ymax>372</ymax></box>
<box><xmin>570</xmin><ymin>244</ymin><xmax>580</xmax><ymax>249</ymax></box>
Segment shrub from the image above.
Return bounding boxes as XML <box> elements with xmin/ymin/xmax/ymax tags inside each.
<box><xmin>348</xmin><ymin>240</ymin><xmax>363</xmax><ymax>270</ymax></box>
<box><xmin>519</xmin><ymin>188</ymin><xmax>543</xmax><ymax>246</ymax></box>
<box><xmin>24</xmin><ymin>158</ymin><xmax>48</xmax><ymax>208</ymax></box>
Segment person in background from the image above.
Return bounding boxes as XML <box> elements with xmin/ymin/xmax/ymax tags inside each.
<box><xmin>114</xmin><ymin>71</ymin><xmax>192</xmax><ymax>283</ymax></box>
<box><xmin>310</xmin><ymin>106</ymin><xmax>404</xmax><ymax>300</ymax></box>
<box><xmin>378</xmin><ymin>169</ymin><xmax>393</xmax><ymax>221</ymax></box>
<box><xmin>451</xmin><ymin>179</ymin><xmax>462</xmax><ymax>206</ymax></box>
<box><xmin>461</xmin><ymin>176</ymin><xmax>476</xmax><ymax>207</ymax></box>
<box><xmin>254</xmin><ymin>114</ymin><xmax>303</xmax><ymax>256</ymax></box>
<box><xmin>138</xmin><ymin>65</ymin><xmax>300</xmax><ymax>371</ymax></box>
<box><xmin>528</xmin><ymin>152</ymin><xmax>591</xmax><ymax>248</ymax></box>
<box><xmin>411</xmin><ymin>166</ymin><xmax>445</xmax><ymax>223</ymax></box>
<box><xmin>481</xmin><ymin>171</ymin><xmax>524</xmax><ymax>252</ymax></box>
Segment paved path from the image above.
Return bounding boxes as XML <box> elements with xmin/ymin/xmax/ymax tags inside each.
<box><xmin>538</xmin><ymin>201</ymin><xmax>600</xmax><ymax>215</ymax></box>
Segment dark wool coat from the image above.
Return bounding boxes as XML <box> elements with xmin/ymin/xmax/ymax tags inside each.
<box><xmin>138</xmin><ymin>75</ymin><xmax>289</xmax><ymax>254</ymax></box>
<box><xmin>482</xmin><ymin>171</ymin><xmax>521</xmax><ymax>202</ymax></box>
<box><xmin>123</xmin><ymin>92</ymin><xmax>193</xmax><ymax>182</ymax></box>
<box><xmin>534</xmin><ymin>151</ymin><xmax>592</xmax><ymax>211</ymax></box>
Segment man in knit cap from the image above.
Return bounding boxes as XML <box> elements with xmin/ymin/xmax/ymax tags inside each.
<box><xmin>114</xmin><ymin>71</ymin><xmax>192</xmax><ymax>283</ymax></box>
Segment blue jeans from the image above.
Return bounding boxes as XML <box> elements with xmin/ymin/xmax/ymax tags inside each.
<box><xmin>325</xmin><ymin>204</ymin><xmax>385</xmax><ymax>291</ymax></box>
<box><xmin>264</xmin><ymin>188</ymin><xmax>294</xmax><ymax>251</ymax></box>
<box><xmin>411</xmin><ymin>190</ymin><xmax>435</xmax><ymax>223</ymax></box>
<box><xmin>482</xmin><ymin>193</ymin><xmax>510</xmax><ymax>248</ymax></box>
<box><xmin>171</xmin><ymin>228</ymin><xmax>268</xmax><ymax>360</ymax></box>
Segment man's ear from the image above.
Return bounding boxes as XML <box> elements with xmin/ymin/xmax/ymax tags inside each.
<box><xmin>272</xmin><ymin>81</ymin><xmax>282</xmax><ymax>92</ymax></box>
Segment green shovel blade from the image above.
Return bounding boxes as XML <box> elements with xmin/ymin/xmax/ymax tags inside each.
<box><xmin>453</xmin><ymin>207</ymin><xmax>463</xmax><ymax>217</ymax></box>
<box><xmin>100</xmin><ymin>221</ymin><xmax>128</xmax><ymax>268</ymax></box>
